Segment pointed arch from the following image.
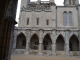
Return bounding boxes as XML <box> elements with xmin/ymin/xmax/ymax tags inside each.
<box><xmin>16</xmin><ymin>33</ymin><xmax>26</xmax><ymax>49</ymax></box>
<box><xmin>56</xmin><ymin>34</ymin><xmax>65</xmax><ymax>51</ymax></box>
<box><xmin>30</xmin><ymin>34</ymin><xmax>39</xmax><ymax>50</ymax></box>
<box><xmin>69</xmin><ymin>34</ymin><xmax>79</xmax><ymax>51</ymax></box>
<box><xmin>31</xmin><ymin>33</ymin><xmax>39</xmax><ymax>39</ymax></box>
<box><xmin>69</xmin><ymin>34</ymin><xmax>78</xmax><ymax>40</ymax></box>
<box><xmin>17</xmin><ymin>32</ymin><xmax>26</xmax><ymax>37</ymax></box>
<box><xmin>43</xmin><ymin>34</ymin><xmax>52</xmax><ymax>50</ymax></box>
<box><xmin>43</xmin><ymin>33</ymin><xmax>51</xmax><ymax>40</ymax></box>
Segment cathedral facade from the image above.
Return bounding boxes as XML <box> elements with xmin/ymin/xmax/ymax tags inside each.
<box><xmin>13</xmin><ymin>0</ymin><xmax>80</xmax><ymax>56</ymax></box>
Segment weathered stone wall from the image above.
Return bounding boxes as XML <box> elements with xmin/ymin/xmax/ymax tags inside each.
<box><xmin>13</xmin><ymin>28</ymin><xmax>80</xmax><ymax>56</ymax></box>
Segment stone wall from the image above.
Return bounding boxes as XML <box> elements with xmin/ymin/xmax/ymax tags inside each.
<box><xmin>12</xmin><ymin>28</ymin><xmax>80</xmax><ymax>56</ymax></box>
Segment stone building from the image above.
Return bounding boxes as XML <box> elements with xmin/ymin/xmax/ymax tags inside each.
<box><xmin>0</xmin><ymin>0</ymin><xmax>18</xmax><ymax>60</ymax></box>
<box><xmin>13</xmin><ymin>0</ymin><xmax>80</xmax><ymax>56</ymax></box>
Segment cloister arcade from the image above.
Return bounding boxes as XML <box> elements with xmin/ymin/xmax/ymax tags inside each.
<box><xmin>15</xmin><ymin>32</ymin><xmax>79</xmax><ymax>56</ymax></box>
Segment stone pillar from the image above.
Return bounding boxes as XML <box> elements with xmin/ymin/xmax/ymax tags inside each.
<box><xmin>12</xmin><ymin>36</ymin><xmax>17</xmax><ymax>53</ymax></box>
<box><xmin>65</xmin><ymin>43</ymin><xmax>70</xmax><ymax>56</ymax></box>
<box><xmin>25</xmin><ymin>42</ymin><xmax>30</xmax><ymax>55</ymax></box>
<box><xmin>8</xmin><ymin>20</ymin><xmax>15</xmax><ymax>60</ymax></box>
<box><xmin>78</xmin><ymin>31</ymin><xmax>80</xmax><ymax>55</ymax></box>
<box><xmin>51</xmin><ymin>30</ymin><xmax>56</xmax><ymax>55</ymax></box>
<box><xmin>38</xmin><ymin>0</ymin><xmax>41</xmax><ymax>2</ymax></box>
<box><xmin>38</xmin><ymin>29</ymin><xmax>43</xmax><ymax>55</ymax></box>
<box><xmin>50</xmin><ymin>0</ymin><xmax>54</xmax><ymax>2</ymax></box>
<box><xmin>38</xmin><ymin>43</ymin><xmax>43</xmax><ymax>55</ymax></box>
<box><xmin>25</xmin><ymin>29</ymin><xmax>31</xmax><ymax>55</ymax></box>
<box><xmin>52</xmin><ymin>43</ymin><xmax>56</xmax><ymax>56</ymax></box>
<box><xmin>65</xmin><ymin>30</ymin><xmax>70</xmax><ymax>56</ymax></box>
<box><xmin>12</xmin><ymin>29</ymin><xmax>17</xmax><ymax>54</ymax></box>
<box><xmin>79</xmin><ymin>44</ymin><xmax>80</xmax><ymax>55</ymax></box>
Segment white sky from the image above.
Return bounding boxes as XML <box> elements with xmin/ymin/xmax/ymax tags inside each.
<box><xmin>15</xmin><ymin>0</ymin><xmax>79</xmax><ymax>26</ymax></box>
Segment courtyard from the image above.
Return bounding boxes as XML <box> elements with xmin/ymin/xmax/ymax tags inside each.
<box><xmin>11</xmin><ymin>54</ymin><xmax>80</xmax><ymax>60</ymax></box>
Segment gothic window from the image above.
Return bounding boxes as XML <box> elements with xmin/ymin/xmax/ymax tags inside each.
<box><xmin>69</xmin><ymin>11</ymin><xmax>73</xmax><ymax>26</ymax></box>
<box><xmin>37</xmin><ymin>18</ymin><xmax>39</xmax><ymax>25</ymax></box>
<box><xmin>63</xmin><ymin>11</ymin><xmax>67</xmax><ymax>26</ymax></box>
<box><xmin>27</xmin><ymin>18</ymin><xmax>29</xmax><ymax>25</ymax></box>
<box><xmin>46</xmin><ymin>19</ymin><xmax>49</xmax><ymax>25</ymax></box>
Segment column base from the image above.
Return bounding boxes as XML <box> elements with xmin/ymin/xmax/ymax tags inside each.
<box><xmin>25</xmin><ymin>52</ymin><xmax>29</xmax><ymax>55</ymax></box>
<box><xmin>52</xmin><ymin>53</ymin><xmax>56</xmax><ymax>56</ymax></box>
<box><xmin>65</xmin><ymin>52</ymin><xmax>70</xmax><ymax>56</ymax></box>
<box><xmin>38</xmin><ymin>53</ymin><xmax>42</xmax><ymax>56</ymax></box>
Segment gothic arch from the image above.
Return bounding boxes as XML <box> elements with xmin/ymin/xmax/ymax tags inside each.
<box><xmin>43</xmin><ymin>33</ymin><xmax>51</xmax><ymax>40</ymax></box>
<box><xmin>30</xmin><ymin>33</ymin><xmax>39</xmax><ymax>40</ymax></box>
<box><xmin>69</xmin><ymin>33</ymin><xmax>78</xmax><ymax>40</ymax></box>
<box><xmin>56</xmin><ymin>34</ymin><xmax>65</xmax><ymax>51</ymax></box>
<box><xmin>69</xmin><ymin>34</ymin><xmax>79</xmax><ymax>51</ymax></box>
<box><xmin>16</xmin><ymin>33</ymin><xmax>26</xmax><ymax>49</ymax></box>
<box><xmin>55</xmin><ymin>33</ymin><xmax>65</xmax><ymax>43</ymax></box>
<box><xmin>17</xmin><ymin>31</ymin><xmax>26</xmax><ymax>37</ymax></box>
<box><xmin>63</xmin><ymin>11</ymin><xmax>67</xmax><ymax>13</ymax></box>
<box><xmin>43</xmin><ymin>34</ymin><xmax>52</xmax><ymax>50</ymax></box>
<box><xmin>30</xmin><ymin>34</ymin><xmax>39</xmax><ymax>50</ymax></box>
<box><xmin>68</xmin><ymin>11</ymin><xmax>72</xmax><ymax>13</ymax></box>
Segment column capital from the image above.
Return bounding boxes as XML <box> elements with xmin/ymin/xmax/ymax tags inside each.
<box><xmin>65</xmin><ymin>43</ymin><xmax>69</xmax><ymax>45</ymax></box>
<box><xmin>26</xmin><ymin>41</ymin><xmax>30</xmax><ymax>43</ymax></box>
<box><xmin>26</xmin><ymin>29</ymin><xmax>31</xmax><ymax>31</ymax></box>
<box><xmin>39</xmin><ymin>43</ymin><xmax>43</xmax><ymax>44</ymax></box>
<box><xmin>52</xmin><ymin>43</ymin><xmax>56</xmax><ymax>44</ymax></box>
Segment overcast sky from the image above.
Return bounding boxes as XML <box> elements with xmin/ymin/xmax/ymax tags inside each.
<box><xmin>15</xmin><ymin>0</ymin><xmax>79</xmax><ymax>26</ymax></box>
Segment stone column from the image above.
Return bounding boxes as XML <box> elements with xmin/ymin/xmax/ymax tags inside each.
<box><xmin>65</xmin><ymin>43</ymin><xmax>70</xmax><ymax>56</ymax></box>
<box><xmin>51</xmin><ymin>30</ymin><xmax>56</xmax><ymax>55</ymax></box>
<box><xmin>25</xmin><ymin>42</ymin><xmax>30</xmax><ymax>55</ymax></box>
<box><xmin>38</xmin><ymin>43</ymin><xmax>43</xmax><ymax>55</ymax></box>
<box><xmin>78</xmin><ymin>31</ymin><xmax>80</xmax><ymax>55</ymax></box>
<box><xmin>52</xmin><ymin>43</ymin><xmax>56</xmax><ymax>56</ymax></box>
<box><xmin>12</xmin><ymin>29</ymin><xmax>17</xmax><ymax>54</ymax></box>
<box><xmin>65</xmin><ymin>30</ymin><xmax>70</xmax><ymax>56</ymax></box>
<box><xmin>38</xmin><ymin>29</ymin><xmax>43</xmax><ymax>55</ymax></box>
<box><xmin>12</xmin><ymin>36</ymin><xmax>17</xmax><ymax>53</ymax></box>
<box><xmin>25</xmin><ymin>29</ymin><xmax>31</xmax><ymax>55</ymax></box>
<box><xmin>79</xmin><ymin>44</ymin><xmax>80</xmax><ymax>55</ymax></box>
